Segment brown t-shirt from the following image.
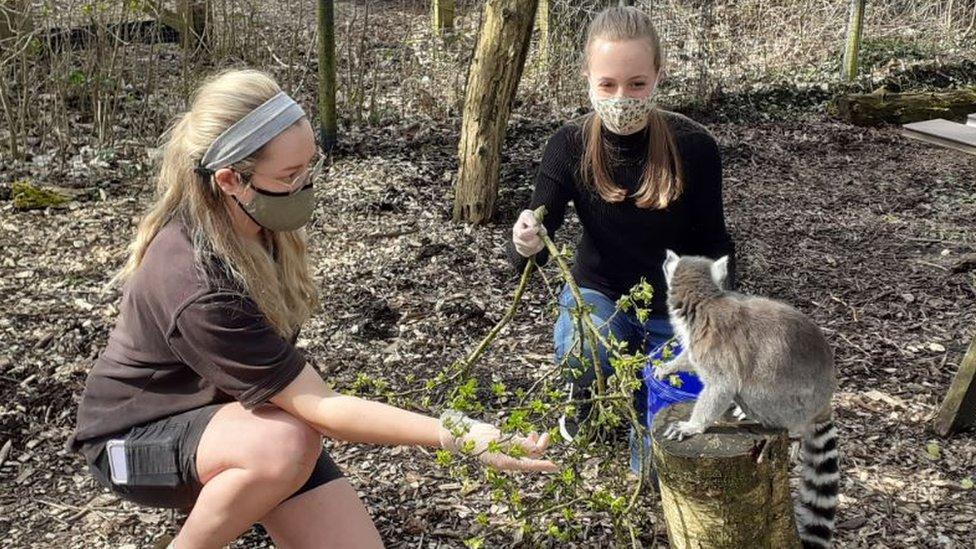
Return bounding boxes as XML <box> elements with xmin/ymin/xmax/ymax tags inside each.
<box><xmin>69</xmin><ymin>219</ymin><xmax>305</xmax><ymax>456</ymax></box>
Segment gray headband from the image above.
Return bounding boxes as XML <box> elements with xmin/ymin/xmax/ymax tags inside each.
<box><xmin>199</xmin><ymin>91</ymin><xmax>306</xmax><ymax>171</ymax></box>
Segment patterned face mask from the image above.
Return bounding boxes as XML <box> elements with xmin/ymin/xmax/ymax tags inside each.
<box><xmin>589</xmin><ymin>87</ymin><xmax>657</xmax><ymax>136</ymax></box>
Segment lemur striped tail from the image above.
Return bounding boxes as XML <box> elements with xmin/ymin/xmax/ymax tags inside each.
<box><xmin>796</xmin><ymin>418</ymin><xmax>839</xmax><ymax>548</ymax></box>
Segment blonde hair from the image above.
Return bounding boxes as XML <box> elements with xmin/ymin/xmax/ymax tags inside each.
<box><xmin>582</xmin><ymin>6</ymin><xmax>684</xmax><ymax>209</ymax></box>
<box><xmin>113</xmin><ymin>69</ymin><xmax>317</xmax><ymax>337</ymax></box>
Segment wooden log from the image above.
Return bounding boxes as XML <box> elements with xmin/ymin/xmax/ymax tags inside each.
<box><xmin>934</xmin><ymin>334</ymin><xmax>976</xmax><ymax>436</ymax></box>
<box><xmin>42</xmin><ymin>20</ymin><xmax>179</xmax><ymax>53</ymax></box>
<box><xmin>832</xmin><ymin>87</ymin><xmax>976</xmax><ymax>126</ymax></box>
<box><xmin>453</xmin><ymin>0</ymin><xmax>538</xmax><ymax>224</ymax></box>
<box><xmin>651</xmin><ymin>403</ymin><xmax>802</xmax><ymax>549</ymax></box>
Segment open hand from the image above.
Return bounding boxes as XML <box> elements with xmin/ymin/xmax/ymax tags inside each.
<box><xmin>439</xmin><ymin>411</ymin><xmax>557</xmax><ymax>472</ymax></box>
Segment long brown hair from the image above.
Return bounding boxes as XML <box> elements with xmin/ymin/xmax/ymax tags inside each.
<box><xmin>112</xmin><ymin>69</ymin><xmax>317</xmax><ymax>337</ymax></box>
<box><xmin>581</xmin><ymin>6</ymin><xmax>684</xmax><ymax>209</ymax></box>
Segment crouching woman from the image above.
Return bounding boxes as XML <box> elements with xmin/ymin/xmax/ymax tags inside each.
<box><xmin>68</xmin><ymin>69</ymin><xmax>555</xmax><ymax>549</ymax></box>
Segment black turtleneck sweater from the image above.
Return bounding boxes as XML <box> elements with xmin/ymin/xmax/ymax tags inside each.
<box><xmin>508</xmin><ymin>111</ymin><xmax>736</xmax><ymax>314</ymax></box>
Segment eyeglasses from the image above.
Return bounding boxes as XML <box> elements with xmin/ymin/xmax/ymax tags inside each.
<box><xmin>238</xmin><ymin>151</ymin><xmax>326</xmax><ymax>195</ymax></box>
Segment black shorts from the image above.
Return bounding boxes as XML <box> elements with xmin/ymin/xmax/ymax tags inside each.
<box><xmin>80</xmin><ymin>403</ymin><xmax>343</xmax><ymax>510</ymax></box>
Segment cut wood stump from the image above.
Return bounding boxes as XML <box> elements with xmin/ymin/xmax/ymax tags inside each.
<box><xmin>832</xmin><ymin>87</ymin><xmax>976</xmax><ymax>126</ymax></box>
<box><xmin>651</xmin><ymin>403</ymin><xmax>801</xmax><ymax>549</ymax></box>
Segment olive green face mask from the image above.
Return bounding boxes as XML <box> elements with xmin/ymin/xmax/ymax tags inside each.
<box><xmin>234</xmin><ymin>182</ymin><xmax>316</xmax><ymax>232</ymax></box>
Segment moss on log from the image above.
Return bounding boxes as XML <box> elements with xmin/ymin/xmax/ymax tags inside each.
<box><xmin>832</xmin><ymin>87</ymin><xmax>976</xmax><ymax>126</ymax></box>
<box><xmin>651</xmin><ymin>403</ymin><xmax>801</xmax><ymax>549</ymax></box>
<box><xmin>11</xmin><ymin>180</ymin><xmax>72</xmax><ymax>210</ymax></box>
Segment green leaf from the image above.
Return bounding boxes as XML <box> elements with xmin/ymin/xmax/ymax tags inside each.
<box><xmin>926</xmin><ymin>441</ymin><xmax>941</xmax><ymax>460</ymax></box>
<box><xmin>561</xmin><ymin>468</ymin><xmax>576</xmax><ymax>485</ymax></box>
<box><xmin>491</xmin><ymin>382</ymin><xmax>507</xmax><ymax>397</ymax></box>
<box><xmin>435</xmin><ymin>449</ymin><xmax>453</xmax><ymax>466</ymax></box>
<box><xmin>961</xmin><ymin>477</ymin><xmax>974</xmax><ymax>490</ymax></box>
<box><xmin>668</xmin><ymin>374</ymin><xmax>683</xmax><ymax>388</ymax></box>
<box><xmin>68</xmin><ymin>70</ymin><xmax>86</xmax><ymax>87</ymax></box>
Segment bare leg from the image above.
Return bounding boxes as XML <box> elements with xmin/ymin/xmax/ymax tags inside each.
<box><xmin>173</xmin><ymin>403</ymin><xmax>323</xmax><ymax>549</ymax></box>
<box><xmin>664</xmin><ymin>384</ymin><xmax>736</xmax><ymax>441</ymax></box>
<box><xmin>261</xmin><ymin>479</ymin><xmax>383</xmax><ymax>548</ymax></box>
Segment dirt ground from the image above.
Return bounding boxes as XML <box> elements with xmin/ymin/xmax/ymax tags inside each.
<box><xmin>1</xmin><ymin>106</ymin><xmax>975</xmax><ymax>547</ymax></box>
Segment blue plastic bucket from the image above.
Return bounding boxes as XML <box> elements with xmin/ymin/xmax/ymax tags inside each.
<box><xmin>642</xmin><ymin>339</ymin><xmax>703</xmax><ymax>427</ymax></box>
<box><xmin>630</xmin><ymin>339</ymin><xmax>703</xmax><ymax>475</ymax></box>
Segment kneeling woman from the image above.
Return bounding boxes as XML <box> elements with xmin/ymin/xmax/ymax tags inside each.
<box><xmin>70</xmin><ymin>69</ymin><xmax>554</xmax><ymax>548</ymax></box>
<box><xmin>508</xmin><ymin>7</ymin><xmax>736</xmax><ymax>456</ymax></box>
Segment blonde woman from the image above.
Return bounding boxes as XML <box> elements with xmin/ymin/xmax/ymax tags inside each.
<box><xmin>509</xmin><ymin>7</ymin><xmax>736</xmax><ymax>463</ymax></box>
<box><xmin>70</xmin><ymin>69</ymin><xmax>555</xmax><ymax>549</ymax></box>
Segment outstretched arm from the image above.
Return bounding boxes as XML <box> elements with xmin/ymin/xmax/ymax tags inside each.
<box><xmin>271</xmin><ymin>365</ymin><xmax>557</xmax><ymax>472</ymax></box>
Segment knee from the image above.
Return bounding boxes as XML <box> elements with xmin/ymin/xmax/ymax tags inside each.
<box><xmin>249</xmin><ymin>409</ymin><xmax>322</xmax><ymax>486</ymax></box>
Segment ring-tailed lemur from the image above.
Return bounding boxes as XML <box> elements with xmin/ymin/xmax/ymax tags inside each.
<box><xmin>655</xmin><ymin>250</ymin><xmax>839</xmax><ymax>549</ymax></box>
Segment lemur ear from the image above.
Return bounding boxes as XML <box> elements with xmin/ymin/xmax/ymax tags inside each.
<box><xmin>663</xmin><ymin>249</ymin><xmax>680</xmax><ymax>281</ymax></box>
<box><xmin>710</xmin><ymin>256</ymin><xmax>729</xmax><ymax>288</ymax></box>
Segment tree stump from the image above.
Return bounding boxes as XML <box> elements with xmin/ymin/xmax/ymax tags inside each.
<box><xmin>651</xmin><ymin>403</ymin><xmax>801</xmax><ymax>549</ymax></box>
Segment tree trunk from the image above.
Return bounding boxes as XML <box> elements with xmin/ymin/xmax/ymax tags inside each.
<box><xmin>317</xmin><ymin>0</ymin><xmax>338</xmax><ymax>152</ymax></box>
<box><xmin>432</xmin><ymin>0</ymin><xmax>455</xmax><ymax>34</ymax></box>
<box><xmin>651</xmin><ymin>403</ymin><xmax>802</xmax><ymax>549</ymax></box>
<box><xmin>453</xmin><ymin>0</ymin><xmax>538</xmax><ymax>225</ymax></box>
<box><xmin>535</xmin><ymin>0</ymin><xmax>549</xmax><ymax>69</ymax></box>
<box><xmin>842</xmin><ymin>0</ymin><xmax>866</xmax><ymax>81</ymax></box>
<box><xmin>832</xmin><ymin>87</ymin><xmax>976</xmax><ymax>126</ymax></box>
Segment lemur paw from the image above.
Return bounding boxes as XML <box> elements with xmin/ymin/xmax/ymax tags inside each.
<box><xmin>663</xmin><ymin>421</ymin><xmax>702</xmax><ymax>441</ymax></box>
<box><xmin>653</xmin><ymin>361</ymin><xmax>678</xmax><ymax>381</ymax></box>
<box><xmin>732</xmin><ymin>405</ymin><xmax>748</xmax><ymax>421</ymax></box>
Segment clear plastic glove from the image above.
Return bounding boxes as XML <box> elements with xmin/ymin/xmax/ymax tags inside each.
<box><xmin>439</xmin><ymin>410</ymin><xmax>557</xmax><ymax>472</ymax></box>
<box><xmin>512</xmin><ymin>209</ymin><xmax>547</xmax><ymax>258</ymax></box>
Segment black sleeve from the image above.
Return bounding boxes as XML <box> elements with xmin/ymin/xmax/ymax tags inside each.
<box><xmin>506</xmin><ymin>126</ymin><xmax>575</xmax><ymax>271</ymax></box>
<box><xmin>167</xmin><ymin>292</ymin><xmax>306</xmax><ymax>408</ymax></box>
<box><xmin>686</xmin><ymin>132</ymin><xmax>738</xmax><ymax>290</ymax></box>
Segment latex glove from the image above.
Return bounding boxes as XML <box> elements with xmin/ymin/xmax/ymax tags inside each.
<box><xmin>512</xmin><ymin>209</ymin><xmax>547</xmax><ymax>258</ymax></box>
<box><xmin>439</xmin><ymin>410</ymin><xmax>557</xmax><ymax>472</ymax></box>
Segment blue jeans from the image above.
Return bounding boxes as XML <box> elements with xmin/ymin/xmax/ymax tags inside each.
<box><xmin>553</xmin><ymin>285</ymin><xmax>674</xmax><ymax>471</ymax></box>
<box><xmin>553</xmin><ymin>286</ymin><xmax>674</xmax><ymax>474</ymax></box>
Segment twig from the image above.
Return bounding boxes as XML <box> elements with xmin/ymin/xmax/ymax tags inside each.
<box><xmin>391</xmin><ymin>253</ymin><xmax>536</xmax><ymax>398</ymax></box>
<box><xmin>534</xmin><ymin>207</ymin><xmax>607</xmax><ymax>395</ymax></box>
<box><xmin>362</xmin><ymin>227</ymin><xmax>420</xmax><ymax>240</ymax></box>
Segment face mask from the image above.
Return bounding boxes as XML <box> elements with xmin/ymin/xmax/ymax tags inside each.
<box><xmin>589</xmin><ymin>88</ymin><xmax>657</xmax><ymax>136</ymax></box>
<box><xmin>234</xmin><ymin>183</ymin><xmax>316</xmax><ymax>232</ymax></box>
